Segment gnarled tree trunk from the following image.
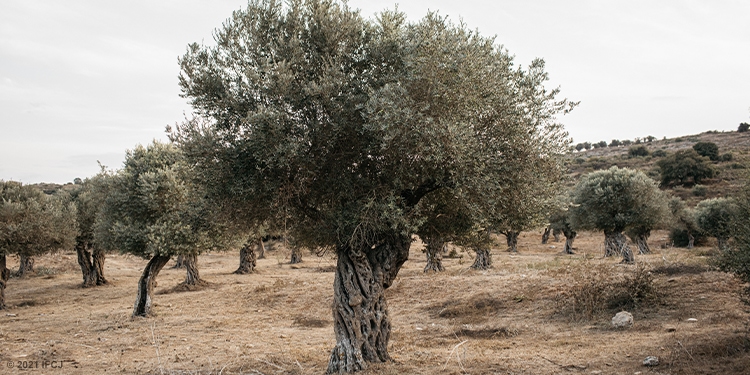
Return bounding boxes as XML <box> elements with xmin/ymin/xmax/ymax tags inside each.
<box><xmin>76</xmin><ymin>242</ymin><xmax>96</xmax><ymax>287</ymax></box>
<box><xmin>17</xmin><ymin>254</ymin><xmax>34</xmax><ymax>277</ymax></box>
<box><xmin>172</xmin><ymin>254</ymin><xmax>185</xmax><ymax>269</ymax></box>
<box><xmin>471</xmin><ymin>246</ymin><xmax>492</xmax><ymax>270</ymax></box>
<box><xmin>132</xmin><ymin>254</ymin><xmax>170</xmax><ymax>317</ymax></box>
<box><xmin>234</xmin><ymin>240</ymin><xmax>259</xmax><ymax>274</ymax></box>
<box><xmin>423</xmin><ymin>237</ymin><xmax>445</xmax><ymax>273</ymax></box>
<box><xmin>541</xmin><ymin>226</ymin><xmax>551</xmax><ymax>244</ymax></box>
<box><xmin>633</xmin><ymin>231</ymin><xmax>651</xmax><ymax>254</ymax></box>
<box><xmin>0</xmin><ymin>254</ymin><xmax>9</xmax><ymax>310</ymax></box>
<box><xmin>687</xmin><ymin>232</ymin><xmax>695</xmax><ymax>249</ymax></box>
<box><xmin>327</xmin><ymin>234</ymin><xmax>410</xmax><ymax>374</ymax></box>
<box><xmin>257</xmin><ymin>239</ymin><xmax>266</xmax><ymax>259</ymax></box>
<box><xmin>505</xmin><ymin>231</ymin><xmax>519</xmax><ymax>253</ymax></box>
<box><xmin>552</xmin><ymin>228</ymin><xmax>562</xmax><ymax>242</ymax></box>
<box><xmin>604</xmin><ymin>231</ymin><xmax>634</xmax><ymax>264</ymax></box>
<box><xmin>183</xmin><ymin>254</ymin><xmax>201</xmax><ymax>285</ymax></box>
<box><xmin>564</xmin><ymin>232</ymin><xmax>577</xmax><ymax>254</ymax></box>
<box><xmin>77</xmin><ymin>243</ymin><xmax>108</xmax><ymax>288</ymax></box>
<box><xmin>290</xmin><ymin>246</ymin><xmax>303</xmax><ymax>264</ymax></box>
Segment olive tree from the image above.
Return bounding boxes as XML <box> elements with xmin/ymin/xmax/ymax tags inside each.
<box><xmin>668</xmin><ymin>197</ymin><xmax>700</xmax><ymax>248</ymax></box>
<box><xmin>570</xmin><ymin>167</ymin><xmax>668</xmax><ymax>263</ymax></box>
<box><xmin>95</xmin><ymin>141</ymin><xmax>234</xmax><ymax>317</ymax></box>
<box><xmin>716</xmin><ymin>180</ymin><xmax>750</xmax><ymax>294</ymax></box>
<box><xmin>173</xmin><ymin>1</ymin><xmax>572</xmax><ymax>372</ymax></box>
<box><xmin>70</xmin><ymin>173</ymin><xmax>111</xmax><ymax>287</ymax></box>
<box><xmin>695</xmin><ymin>197</ymin><xmax>738</xmax><ymax>250</ymax></box>
<box><xmin>0</xmin><ymin>181</ymin><xmax>76</xmax><ymax>308</ymax></box>
<box><xmin>548</xmin><ymin>196</ymin><xmax>577</xmax><ymax>254</ymax></box>
<box><xmin>656</xmin><ymin>149</ymin><xmax>716</xmax><ymax>186</ymax></box>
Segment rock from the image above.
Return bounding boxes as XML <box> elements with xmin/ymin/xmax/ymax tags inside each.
<box><xmin>665</xmin><ymin>326</ymin><xmax>676</xmax><ymax>332</ymax></box>
<box><xmin>643</xmin><ymin>356</ymin><xmax>659</xmax><ymax>366</ymax></box>
<box><xmin>611</xmin><ymin>311</ymin><xmax>634</xmax><ymax>328</ymax></box>
<box><xmin>687</xmin><ymin>318</ymin><xmax>698</xmax><ymax>322</ymax></box>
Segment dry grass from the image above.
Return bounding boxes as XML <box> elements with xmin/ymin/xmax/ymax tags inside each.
<box><xmin>1</xmin><ymin>230</ymin><xmax>749</xmax><ymax>374</ymax></box>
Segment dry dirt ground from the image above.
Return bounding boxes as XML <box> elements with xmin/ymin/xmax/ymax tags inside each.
<box><xmin>2</xmin><ymin>231</ymin><xmax>749</xmax><ymax>375</ymax></box>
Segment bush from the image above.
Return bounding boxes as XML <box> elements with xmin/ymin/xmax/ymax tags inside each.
<box><xmin>720</xmin><ymin>153</ymin><xmax>733</xmax><ymax>162</ymax></box>
<box><xmin>628</xmin><ymin>145</ymin><xmax>649</xmax><ymax>157</ymax></box>
<box><xmin>669</xmin><ymin>228</ymin><xmax>706</xmax><ymax>247</ymax></box>
<box><xmin>657</xmin><ymin>149</ymin><xmax>716</xmax><ymax>186</ymax></box>
<box><xmin>652</xmin><ymin>149</ymin><xmax>667</xmax><ymax>157</ymax></box>
<box><xmin>609</xmin><ymin>139</ymin><xmax>622</xmax><ymax>147</ymax></box>
<box><xmin>692</xmin><ymin>184</ymin><xmax>708</xmax><ymax>196</ymax></box>
<box><xmin>693</xmin><ymin>141</ymin><xmax>720</xmax><ymax>161</ymax></box>
<box><xmin>739</xmin><ymin>122</ymin><xmax>749</xmax><ymax>133</ymax></box>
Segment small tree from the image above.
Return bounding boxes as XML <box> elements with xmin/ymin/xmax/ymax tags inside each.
<box><xmin>70</xmin><ymin>173</ymin><xmax>112</xmax><ymax>287</ymax></box>
<box><xmin>609</xmin><ymin>139</ymin><xmax>622</xmax><ymax>147</ymax></box>
<box><xmin>0</xmin><ymin>181</ymin><xmax>77</xmax><ymax>308</ymax></box>
<box><xmin>668</xmin><ymin>197</ymin><xmax>700</xmax><ymax>248</ymax></box>
<box><xmin>695</xmin><ymin>197</ymin><xmax>738</xmax><ymax>250</ymax></box>
<box><xmin>628</xmin><ymin>145</ymin><xmax>649</xmax><ymax>157</ymax></box>
<box><xmin>656</xmin><ymin>149</ymin><xmax>716</xmax><ymax>186</ymax></box>
<box><xmin>570</xmin><ymin>167</ymin><xmax>667</xmax><ymax>263</ymax></box>
<box><xmin>715</xmin><ymin>180</ymin><xmax>750</xmax><ymax>297</ymax></box>
<box><xmin>739</xmin><ymin>122</ymin><xmax>749</xmax><ymax>133</ymax></box>
<box><xmin>692</xmin><ymin>141</ymin><xmax>719</xmax><ymax>161</ymax></box>
<box><xmin>549</xmin><ymin>199</ymin><xmax>577</xmax><ymax>254</ymax></box>
<box><xmin>96</xmin><ymin>141</ymin><xmax>234</xmax><ymax>317</ymax></box>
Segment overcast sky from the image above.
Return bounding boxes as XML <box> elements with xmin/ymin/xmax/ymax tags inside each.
<box><xmin>1</xmin><ymin>1</ymin><xmax>748</xmax><ymax>184</ymax></box>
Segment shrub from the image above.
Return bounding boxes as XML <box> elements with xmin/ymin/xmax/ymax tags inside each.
<box><xmin>657</xmin><ymin>149</ymin><xmax>716</xmax><ymax>186</ymax></box>
<box><xmin>669</xmin><ymin>228</ymin><xmax>707</xmax><ymax>247</ymax></box>
<box><xmin>695</xmin><ymin>197</ymin><xmax>739</xmax><ymax>250</ymax></box>
<box><xmin>693</xmin><ymin>141</ymin><xmax>720</xmax><ymax>161</ymax></box>
<box><xmin>720</xmin><ymin>153</ymin><xmax>733</xmax><ymax>162</ymax></box>
<box><xmin>692</xmin><ymin>184</ymin><xmax>708</xmax><ymax>196</ymax></box>
<box><xmin>609</xmin><ymin>139</ymin><xmax>622</xmax><ymax>147</ymax></box>
<box><xmin>739</xmin><ymin>122</ymin><xmax>749</xmax><ymax>133</ymax></box>
<box><xmin>628</xmin><ymin>145</ymin><xmax>649</xmax><ymax>157</ymax></box>
<box><xmin>652</xmin><ymin>149</ymin><xmax>667</xmax><ymax>157</ymax></box>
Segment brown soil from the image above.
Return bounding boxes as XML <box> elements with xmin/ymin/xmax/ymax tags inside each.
<box><xmin>1</xmin><ymin>231</ymin><xmax>748</xmax><ymax>374</ymax></box>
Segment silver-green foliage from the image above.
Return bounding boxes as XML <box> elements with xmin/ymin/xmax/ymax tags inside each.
<box><xmin>95</xmin><ymin>141</ymin><xmax>233</xmax><ymax>258</ymax></box>
<box><xmin>695</xmin><ymin>197</ymin><xmax>738</xmax><ymax>249</ymax></box>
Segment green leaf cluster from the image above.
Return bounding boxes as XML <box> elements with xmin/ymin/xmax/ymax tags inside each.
<box><xmin>656</xmin><ymin>149</ymin><xmax>716</xmax><ymax>186</ymax></box>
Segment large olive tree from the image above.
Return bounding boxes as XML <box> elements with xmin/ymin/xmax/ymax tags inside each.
<box><xmin>70</xmin><ymin>173</ymin><xmax>112</xmax><ymax>287</ymax></box>
<box><xmin>173</xmin><ymin>0</ymin><xmax>572</xmax><ymax>372</ymax></box>
<box><xmin>0</xmin><ymin>181</ymin><xmax>76</xmax><ymax>308</ymax></box>
<box><xmin>570</xmin><ymin>167</ymin><xmax>669</xmax><ymax>263</ymax></box>
<box><xmin>95</xmin><ymin>141</ymin><xmax>234</xmax><ymax>316</ymax></box>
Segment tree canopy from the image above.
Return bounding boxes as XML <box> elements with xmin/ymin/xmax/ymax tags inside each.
<box><xmin>656</xmin><ymin>149</ymin><xmax>716</xmax><ymax>186</ymax></box>
<box><xmin>172</xmin><ymin>0</ymin><xmax>574</xmax><ymax>371</ymax></box>
<box><xmin>695</xmin><ymin>197</ymin><xmax>738</xmax><ymax>250</ymax></box>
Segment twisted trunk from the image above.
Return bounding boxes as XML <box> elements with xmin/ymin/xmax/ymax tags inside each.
<box><xmin>327</xmin><ymin>235</ymin><xmax>410</xmax><ymax>374</ymax></box>
<box><xmin>234</xmin><ymin>240</ymin><xmax>259</xmax><ymax>274</ymax></box>
<box><xmin>92</xmin><ymin>249</ymin><xmax>108</xmax><ymax>285</ymax></box>
<box><xmin>183</xmin><ymin>254</ymin><xmax>200</xmax><ymax>285</ymax></box>
<box><xmin>423</xmin><ymin>237</ymin><xmax>445</xmax><ymax>273</ymax></box>
<box><xmin>471</xmin><ymin>246</ymin><xmax>492</xmax><ymax>270</ymax></box>
<box><xmin>687</xmin><ymin>231</ymin><xmax>695</xmax><ymax>249</ymax></box>
<box><xmin>564</xmin><ymin>232</ymin><xmax>577</xmax><ymax>254</ymax></box>
<box><xmin>552</xmin><ymin>228</ymin><xmax>562</xmax><ymax>242</ymax></box>
<box><xmin>257</xmin><ymin>239</ymin><xmax>266</xmax><ymax>259</ymax></box>
<box><xmin>17</xmin><ymin>254</ymin><xmax>34</xmax><ymax>277</ymax></box>
<box><xmin>290</xmin><ymin>247</ymin><xmax>303</xmax><ymax>264</ymax></box>
<box><xmin>0</xmin><ymin>254</ymin><xmax>9</xmax><ymax>310</ymax></box>
<box><xmin>132</xmin><ymin>255</ymin><xmax>170</xmax><ymax>317</ymax></box>
<box><xmin>76</xmin><ymin>242</ymin><xmax>96</xmax><ymax>287</ymax></box>
<box><xmin>505</xmin><ymin>231</ymin><xmax>519</xmax><ymax>253</ymax></box>
<box><xmin>172</xmin><ymin>254</ymin><xmax>185</xmax><ymax>269</ymax></box>
<box><xmin>634</xmin><ymin>231</ymin><xmax>651</xmax><ymax>254</ymax></box>
<box><xmin>541</xmin><ymin>226</ymin><xmax>551</xmax><ymax>244</ymax></box>
<box><xmin>604</xmin><ymin>231</ymin><xmax>633</xmax><ymax>264</ymax></box>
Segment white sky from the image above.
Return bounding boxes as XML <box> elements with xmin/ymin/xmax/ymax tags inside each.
<box><xmin>1</xmin><ymin>1</ymin><xmax>748</xmax><ymax>184</ymax></box>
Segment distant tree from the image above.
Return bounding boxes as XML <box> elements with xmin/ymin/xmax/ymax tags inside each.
<box><xmin>656</xmin><ymin>149</ymin><xmax>716</xmax><ymax>186</ymax></box>
<box><xmin>668</xmin><ymin>197</ymin><xmax>700</xmax><ymax>248</ymax></box>
<box><xmin>575</xmin><ymin>143</ymin><xmax>585</xmax><ymax>152</ymax></box>
<box><xmin>548</xmin><ymin>198</ymin><xmax>577</xmax><ymax>254</ymax></box>
<box><xmin>570</xmin><ymin>167</ymin><xmax>667</xmax><ymax>263</ymax></box>
<box><xmin>715</xmin><ymin>180</ymin><xmax>750</xmax><ymax>297</ymax></box>
<box><xmin>652</xmin><ymin>149</ymin><xmax>667</xmax><ymax>158</ymax></box>
<box><xmin>0</xmin><ymin>181</ymin><xmax>77</xmax><ymax>308</ymax></box>
<box><xmin>645</xmin><ymin>135</ymin><xmax>656</xmax><ymax>142</ymax></box>
<box><xmin>95</xmin><ymin>141</ymin><xmax>236</xmax><ymax>317</ymax></box>
<box><xmin>609</xmin><ymin>139</ymin><xmax>622</xmax><ymax>147</ymax></box>
<box><xmin>70</xmin><ymin>173</ymin><xmax>112</xmax><ymax>287</ymax></box>
<box><xmin>621</xmin><ymin>139</ymin><xmax>632</xmax><ymax>146</ymax></box>
<box><xmin>582</xmin><ymin>142</ymin><xmax>592</xmax><ymax>150</ymax></box>
<box><xmin>628</xmin><ymin>145</ymin><xmax>649</xmax><ymax>157</ymax></box>
<box><xmin>597</xmin><ymin>140</ymin><xmax>608</xmax><ymax>148</ymax></box>
<box><xmin>416</xmin><ymin>191</ymin><xmax>473</xmax><ymax>272</ymax></box>
<box><xmin>692</xmin><ymin>141</ymin><xmax>720</xmax><ymax>161</ymax></box>
<box><xmin>695</xmin><ymin>197</ymin><xmax>738</xmax><ymax>250</ymax></box>
<box><xmin>738</xmin><ymin>122</ymin><xmax>749</xmax><ymax>133</ymax></box>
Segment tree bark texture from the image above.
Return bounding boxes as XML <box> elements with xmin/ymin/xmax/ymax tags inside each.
<box><xmin>234</xmin><ymin>240</ymin><xmax>259</xmax><ymax>274</ymax></box>
<box><xmin>132</xmin><ymin>255</ymin><xmax>170</xmax><ymax>317</ymax></box>
<box><xmin>564</xmin><ymin>232</ymin><xmax>577</xmax><ymax>254</ymax></box>
<box><xmin>327</xmin><ymin>235</ymin><xmax>410</xmax><ymax>374</ymax></box>
<box><xmin>541</xmin><ymin>226</ymin><xmax>551</xmax><ymax>244</ymax></box>
<box><xmin>634</xmin><ymin>231</ymin><xmax>651</xmax><ymax>254</ymax></box>
<box><xmin>290</xmin><ymin>247</ymin><xmax>303</xmax><ymax>264</ymax></box>
<box><xmin>17</xmin><ymin>254</ymin><xmax>34</xmax><ymax>277</ymax></box>
<box><xmin>77</xmin><ymin>243</ymin><xmax>108</xmax><ymax>287</ymax></box>
<box><xmin>471</xmin><ymin>246</ymin><xmax>492</xmax><ymax>270</ymax></box>
<box><xmin>257</xmin><ymin>239</ymin><xmax>266</xmax><ymax>259</ymax></box>
<box><xmin>172</xmin><ymin>254</ymin><xmax>185</xmax><ymax>269</ymax></box>
<box><xmin>0</xmin><ymin>254</ymin><xmax>9</xmax><ymax>310</ymax></box>
<box><xmin>423</xmin><ymin>237</ymin><xmax>445</xmax><ymax>273</ymax></box>
<box><xmin>505</xmin><ymin>231</ymin><xmax>519</xmax><ymax>253</ymax></box>
<box><xmin>183</xmin><ymin>254</ymin><xmax>200</xmax><ymax>285</ymax></box>
<box><xmin>604</xmin><ymin>231</ymin><xmax>634</xmax><ymax>264</ymax></box>
<box><xmin>687</xmin><ymin>232</ymin><xmax>695</xmax><ymax>249</ymax></box>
